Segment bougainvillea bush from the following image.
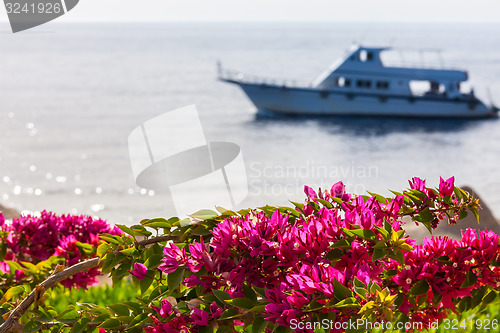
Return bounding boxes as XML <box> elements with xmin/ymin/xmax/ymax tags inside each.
<box><xmin>0</xmin><ymin>177</ymin><xmax>499</xmax><ymax>333</ymax></box>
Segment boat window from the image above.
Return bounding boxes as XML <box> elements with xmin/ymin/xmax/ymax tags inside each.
<box><xmin>409</xmin><ymin>80</ymin><xmax>445</xmax><ymax>96</ymax></box>
<box><xmin>356</xmin><ymin>80</ymin><xmax>372</xmax><ymax>88</ymax></box>
<box><xmin>359</xmin><ymin>50</ymin><xmax>373</xmax><ymax>62</ymax></box>
<box><xmin>359</xmin><ymin>50</ymin><xmax>368</xmax><ymax>62</ymax></box>
<box><xmin>376</xmin><ymin>81</ymin><xmax>389</xmax><ymax>89</ymax></box>
<box><xmin>336</xmin><ymin>77</ymin><xmax>352</xmax><ymax>88</ymax></box>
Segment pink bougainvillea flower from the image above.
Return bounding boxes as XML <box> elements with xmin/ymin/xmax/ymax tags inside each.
<box><xmin>0</xmin><ymin>261</ymin><xmax>10</xmax><ymax>274</ymax></box>
<box><xmin>304</xmin><ymin>186</ymin><xmax>318</xmax><ymax>200</ymax></box>
<box><xmin>15</xmin><ymin>269</ymin><xmax>25</xmax><ymax>281</ymax></box>
<box><xmin>183</xmin><ymin>274</ymin><xmax>202</xmax><ymax>287</ymax></box>
<box><xmin>209</xmin><ymin>302</ymin><xmax>224</xmax><ymax>319</ymax></box>
<box><xmin>151</xmin><ymin>298</ymin><xmax>173</xmax><ymax>318</ymax></box>
<box><xmin>129</xmin><ymin>262</ymin><xmax>148</xmax><ymax>280</ymax></box>
<box><xmin>409</xmin><ymin>177</ymin><xmax>426</xmax><ymax>191</ymax></box>
<box><xmin>330</xmin><ymin>181</ymin><xmax>351</xmax><ymax>201</ymax></box>
<box><xmin>439</xmin><ymin>176</ymin><xmax>455</xmax><ymax>197</ymax></box>
<box><xmin>158</xmin><ymin>243</ymin><xmax>188</xmax><ymax>273</ymax></box>
<box><xmin>191</xmin><ymin>308</ymin><xmax>209</xmax><ymax>326</ymax></box>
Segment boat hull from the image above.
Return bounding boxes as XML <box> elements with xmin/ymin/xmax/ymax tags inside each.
<box><xmin>229</xmin><ymin>81</ymin><xmax>495</xmax><ymax>118</ymax></box>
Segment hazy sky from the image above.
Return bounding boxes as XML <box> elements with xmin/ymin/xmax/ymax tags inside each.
<box><xmin>1</xmin><ymin>0</ymin><xmax>499</xmax><ymax>23</ymax></box>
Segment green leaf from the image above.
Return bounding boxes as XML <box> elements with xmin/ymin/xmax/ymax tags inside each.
<box><xmin>349</xmin><ymin>228</ymin><xmax>376</xmax><ymax>241</ymax></box>
<box><xmin>458</xmin><ymin>210</ymin><xmax>468</xmax><ymax>220</ymax></box>
<box><xmin>317</xmin><ymin>198</ymin><xmax>333</xmax><ymax>209</ymax></box>
<box><xmin>353</xmin><ymin>277</ymin><xmax>366</xmax><ymax>288</ymax></box>
<box><xmin>405</xmin><ymin>192</ymin><xmax>422</xmax><ymax>205</ymax></box>
<box><xmin>479</xmin><ymin>290</ymin><xmax>498</xmax><ymax>312</ymax></box>
<box><xmin>70</xmin><ymin>318</ymin><xmax>91</xmax><ymax>333</ymax></box>
<box><xmin>471</xmin><ymin>286</ymin><xmax>486</xmax><ymax>309</ymax></box>
<box><xmin>144</xmin><ymin>254</ymin><xmax>164</xmax><ymax>269</ymax></box>
<box><xmin>219</xmin><ymin>308</ymin><xmax>240</xmax><ymax>320</ymax></box>
<box><xmin>375</xmin><ymin>226</ymin><xmax>389</xmax><ymax>239</ymax></box>
<box><xmin>6</xmin><ymin>260</ymin><xmax>23</xmax><ymax>273</ymax></box>
<box><xmin>242</xmin><ymin>284</ymin><xmax>257</xmax><ymax>303</ymax></box>
<box><xmin>460</xmin><ymin>271</ymin><xmax>478</xmax><ymax>288</ymax></box>
<box><xmin>333</xmin><ymin>297</ymin><xmax>360</xmax><ymax>308</ymax></box>
<box><xmin>190</xmin><ymin>225</ymin><xmax>211</xmax><ymax>236</ymax></box>
<box><xmin>139</xmin><ymin>275</ymin><xmax>154</xmax><ymax>294</ymax></box>
<box><xmin>127</xmin><ymin>313</ymin><xmax>150</xmax><ymax>329</ymax></box>
<box><xmin>116</xmin><ymin>224</ymin><xmax>136</xmax><ymax>237</ymax></box>
<box><xmin>252</xmin><ymin>316</ymin><xmax>268</xmax><ymax>333</ymax></box>
<box><xmin>325</xmin><ymin>249</ymin><xmax>344</xmax><ymax>261</ymax></box>
<box><xmin>22</xmin><ymin>320</ymin><xmax>42</xmax><ymax>333</ymax></box>
<box><xmin>100</xmin><ymin>234</ymin><xmax>120</xmax><ymax>244</ymax></box>
<box><xmin>275</xmin><ymin>325</ymin><xmax>292</xmax><ymax>333</ymax></box>
<box><xmin>217</xmin><ymin>327</ymin><xmax>233</xmax><ymax>333</ymax></box>
<box><xmin>389</xmin><ymin>190</ymin><xmax>403</xmax><ymax>197</ymax></box>
<box><xmin>20</xmin><ymin>261</ymin><xmax>39</xmax><ymax>274</ymax></box>
<box><xmin>189</xmin><ymin>209</ymin><xmax>218</xmax><ymax>220</ymax></box>
<box><xmin>331</xmin><ymin>239</ymin><xmax>351</xmax><ymax>249</ymax></box>
<box><xmin>1</xmin><ymin>286</ymin><xmax>25</xmax><ymax>302</ymax></box>
<box><xmin>226</xmin><ymin>298</ymin><xmax>255</xmax><ymax>310</ymax></box>
<box><xmin>0</xmin><ymin>242</ymin><xmax>7</xmax><ymax>262</ymax></box>
<box><xmin>108</xmin><ymin>303</ymin><xmax>130</xmax><ymax>316</ymax></box>
<box><xmin>413</xmin><ymin>207</ymin><xmax>434</xmax><ymax>223</ymax></box>
<box><xmin>394</xmin><ymin>249</ymin><xmax>405</xmax><ymax>265</ymax></box>
<box><xmin>130</xmin><ymin>225</ymin><xmax>152</xmax><ymax>237</ymax></box>
<box><xmin>32</xmin><ymin>308</ymin><xmax>56</xmax><ymax>323</ymax></box>
<box><xmin>290</xmin><ymin>201</ymin><xmax>304</xmax><ymax>211</ymax></box>
<box><xmin>333</xmin><ymin>279</ymin><xmax>352</xmax><ymax>301</ymax></box>
<box><xmin>330</xmin><ymin>197</ymin><xmax>344</xmax><ymax>205</ymax></box>
<box><xmin>372</xmin><ymin>248</ymin><xmax>386</xmax><ymax>261</ymax></box>
<box><xmin>142</xmin><ymin>218</ymin><xmax>173</xmax><ymax>229</ymax></box>
<box><xmin>213</xmin><ymin>289</ymin><xmax>232</xmax><ymax>303</ymax></box>
<box><xmin>373</xmin><ymin>241</ymin><xmax>388</xmax><ymax>249</ymax></box>
<box><xmin>96</xmin><ymin>243</ymin><xmax>110</xmax><ymax>257</ymax></box>
<box><xmin>384</xmin><ymin>269</ymin><xmax>398</xmax><ymax>278</ymax></box>
<box><xmin>122</xmin><ymin>301</ymin><xmax>143</xmax><ymax>315</ymax></box>
<box><xmin>421</xmin><ymin>221</ymin><xmax>433</xmax><ymax>234</ymax></box>
<box><xmin>472</xmin><ymin>208</ymin><xmax>480</xmax><ymax>222</ymax></box>
<box><xmin>178</xmin><ymin>218</ymin><xmax>194</xmax><ymax>227</ymax></box>
<box><xmin>248</xmin><ymin>304</ymin><xmax>267</xmax><ymax>313</ymax></box>
<box><xmin>258</xmin><ymin>205</ymin><xmax>279</xmax><ymax>216</ymax></box>
<box><xmin>237</xmin><ymin>208</ymin><xmax>252</xmax><ymax>216</ymax></box>
<box><xmin>167</xmin><ymin>268</ymin><xmax>185</xmax><ymax>293</ymax></box>
<box><xmin>366</xmin><ymin>191</ymin><xmax>388</xmax><ymax>204</ymax></box>
<box><xmin>409</xmin><ymin>280</ymin><xmax>429</xmax><ymax>296</ymax></box>
<box><xmin>76</xmin><ymin>241</ymin><xmax>94</xmax><ymax>254</ymax></box>
<box><xmin>98</xmin><ymin>318</ymin><xmax>121</xmax><ymax>329</ymax></box>
<box><xmin>120</xmin><ymin>247</ymin><xmax>139</xmax><ymax>256</ymax></box>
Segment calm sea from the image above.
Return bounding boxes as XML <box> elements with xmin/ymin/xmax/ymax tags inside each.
<box><xmin>1</xmin><ymin>22</ymin><xmax>500</xmax><ymax>225</ymax></box>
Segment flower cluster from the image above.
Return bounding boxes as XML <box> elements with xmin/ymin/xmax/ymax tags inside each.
<box><xmin>0</xmin><ymin>210</ymin><xmax>122</xmax><ymax>288</ymax></box>
<box><xmin>136</xmin><ymin>177</ymin><xmax>494</xmax><ymax>332</ymax></box>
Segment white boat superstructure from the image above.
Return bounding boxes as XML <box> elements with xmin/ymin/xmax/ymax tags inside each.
<box><xmin>219</xmin><ymin>45</ymin><xmax>498</xmax><ymax>118</ymax></box>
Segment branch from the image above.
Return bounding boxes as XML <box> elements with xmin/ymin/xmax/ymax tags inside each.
<box><xmin>0</xmin><ymin>258</ymin><xmax>99</xmax><ymax>333</ymax></box>
<box><xmin>136</xmin><ymin>235</ymin><xmax>178</xmax><ymax>247</ymax></box>
<box><xmin>0</xmin><ymin>234</ymin><xmax>180</xmax><ymax>332</ymax></box>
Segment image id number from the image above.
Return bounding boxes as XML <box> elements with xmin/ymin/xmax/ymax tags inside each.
<box><xmin>5</xmin><ymin>2</ymin><xmax>62</xmax><ymax>14</ymax></box>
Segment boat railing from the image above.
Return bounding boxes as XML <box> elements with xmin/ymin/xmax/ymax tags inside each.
<box><xmin>217</xmin><ymin>68</ymin><xmax>312</xmax><ymax>88</ymax></box>
<box><xmin>380</xmin><ymin>49</ymin><xmax>463</xmax><ymax>70</ymax></box>
<box><xmin>382</xmin><ymin>60</ymin><xmax>463</xmax><ymax>70</ymax></box>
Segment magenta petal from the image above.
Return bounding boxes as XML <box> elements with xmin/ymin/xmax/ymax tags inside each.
<box><xmin>129</xmin><ymin>262</ymin><xmax>148</xmax><ymax>280</ymax></box>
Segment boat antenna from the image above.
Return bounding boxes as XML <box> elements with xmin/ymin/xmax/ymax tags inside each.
<box><xmin>217</xmin><ymin>60</ymin><xmax>223</xmax><ymax>78</ymax></box>
<box><xmin>487</xmin><ymin>88</ymin><xmax>499</xmax><ymax>111</ymax></box>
